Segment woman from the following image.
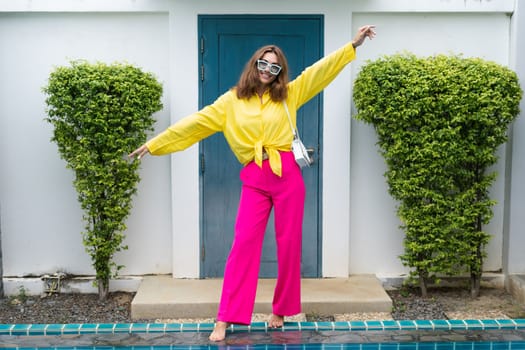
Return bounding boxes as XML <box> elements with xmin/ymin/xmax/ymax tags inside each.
<box><xmin>129</xmin><ymin>25</ymin><xmax>376</xmax><ymax>341</ymax></box>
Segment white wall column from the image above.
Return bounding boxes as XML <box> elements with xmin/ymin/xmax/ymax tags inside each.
<box><xmin>505</xmin><ymin>0</ymin><xmax>525</xmax><ymax>274</ymax></box>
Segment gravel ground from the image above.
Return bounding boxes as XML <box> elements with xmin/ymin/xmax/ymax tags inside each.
<box><xmin>388</xmin><ymin>286</ymin><xmax>525</xmax><ymax>321</ymax></box>
<box><xmin>1</xmin><ymin>287</ymin><xmax>524</xmax><ymax>324</ymax></box>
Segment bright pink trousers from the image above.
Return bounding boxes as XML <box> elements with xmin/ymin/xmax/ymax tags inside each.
<box><xmin>216</xmin><ymin>151</ymin><xmax>306</xmax><ymax>325</ymax></box>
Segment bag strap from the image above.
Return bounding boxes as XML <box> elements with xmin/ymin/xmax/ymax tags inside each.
<box><xmin>283</xmin><ymin>100</ymin><xmax>299</xmax><ymax>139</ymax></box>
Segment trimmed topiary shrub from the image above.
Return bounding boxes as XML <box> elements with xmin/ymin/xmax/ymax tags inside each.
<box><xmin>353</xmin><ymin>53</ymin><xmax>522</xmax><ymax>297</ymax></box>
<box><xmin>44</xmin><ymin>61</ymin><xmax>163</xmax><ymax>299</ymax></box>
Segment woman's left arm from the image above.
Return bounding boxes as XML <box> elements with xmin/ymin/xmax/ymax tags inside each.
<box><xmin>289</xmin><ymin>25</ymin><xmax>375</xmax><ymax>108</ymax></box>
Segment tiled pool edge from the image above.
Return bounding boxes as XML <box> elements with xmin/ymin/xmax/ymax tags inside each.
<box><xmin>1</xmin><ymin>319</ymin><xmax>525</xmax><ymax>336</ymax></box>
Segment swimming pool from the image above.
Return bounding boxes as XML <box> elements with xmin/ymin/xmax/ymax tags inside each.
<box><xmin>1</xmin><ymin>320</ymin><xmax>525</xmax><ymax>349</ymax></box>
<box><xmin>1</xmin><ymin>343</ymin><xmax>525</xmax><ymax>350</ymax></box>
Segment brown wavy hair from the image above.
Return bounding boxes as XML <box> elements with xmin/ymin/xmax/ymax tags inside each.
<box><xmin>235</xmin><ymin>45</ymin><xmax>289</xmax><ymax>102</ymax></box>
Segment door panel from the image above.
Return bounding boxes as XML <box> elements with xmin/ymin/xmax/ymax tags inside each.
<box><xmin>199</xmin><ymin>15</ymin><xmax>323</xmax><ymax>278</ymax></box>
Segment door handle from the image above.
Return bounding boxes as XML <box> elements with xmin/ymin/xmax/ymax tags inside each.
<box><xmin>307</xmin><ymin>148</ymin><xmax>315</xmax><ymax>164</ymax></box>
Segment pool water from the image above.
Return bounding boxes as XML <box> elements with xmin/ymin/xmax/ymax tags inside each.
<box><xmin>1</xmin><ymin>320</ymin><xmax>525</xmax><ymax>350</ymax></box>
<box><xmin>3</xmin><ymin>342</ymin><xmax>525</xmax><ymax>350</ymax></box>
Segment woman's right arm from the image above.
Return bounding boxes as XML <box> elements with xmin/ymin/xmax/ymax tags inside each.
<box><xmin>128</xmin><ymin>144</ymin><xmax>150</xmax><ymax>160</ymax></box>
<box><xmin>129</xmin><ymin>91</ymin><xmax>231</xmax><ymax>159</ymax></box>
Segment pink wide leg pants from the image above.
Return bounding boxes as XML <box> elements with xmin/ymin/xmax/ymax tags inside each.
<box><xmin>216</xmin><ymin>151</ymin><xmax>306</xmax><ymax>325</ymax></box>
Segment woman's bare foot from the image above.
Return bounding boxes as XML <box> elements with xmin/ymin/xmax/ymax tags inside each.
<box><xmin>209</xmin><ymin>321</ymin><xmax>230</xmax><ymax>341</ymax></box>
<box><xmin>269</xmin><ymin>314</ymin><xmax>284</xmax><ymax>328</ymax></box>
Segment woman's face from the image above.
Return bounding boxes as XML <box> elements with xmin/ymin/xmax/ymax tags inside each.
<box><xmin>257</xmin><ymin>52</ymin><xmax>280</xmax><ymax>86</ymax></box>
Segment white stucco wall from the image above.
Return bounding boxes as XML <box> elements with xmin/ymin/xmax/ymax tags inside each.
<box><xmin>0</xmin><ymin>11</ymin><xmax>173</xmax><ymax>277</ymax></box>
<box><xmin>0</xmin><ymin>0</ymin><xmax>522</xmax><ymax>287</ymax></box>
<box><xmin>506</xmin><ymin>0</ymin><xmax>525</xmax><ymax>274</ymax></box>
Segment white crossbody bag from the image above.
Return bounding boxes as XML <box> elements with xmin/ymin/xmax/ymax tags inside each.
<box><xmin>283</xmin><ymin>101</ymin><xmax>313</xmax><ymax>168</ymax></box>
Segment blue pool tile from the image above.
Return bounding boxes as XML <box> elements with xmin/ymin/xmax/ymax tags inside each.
<box><xmin>9</xmin><ymin>324</ymin><xmax>30</xmax><ymax>335</ymax></box>
<box><xmin>130</xmin><ymin>323</ymin><xmax>149</xmax><ymax>333</ymax></box>
<box><xmin>27</xmin><ymin>324</ymin><xmax>47</xmax><ymax>335</ymax></box>
<box><xmin>96</xmin><ymin>323</ymin><xmax>115</xmax><ymax>333</ymax></box>
<box><xmin>281</xmin><ymin>321</ymin><xmax>300</xmax><ymax>331</ymax></box>
<box><xmin>414</xmin><ymin>320</ymin><xmax>434</xmax><ymax>330</ymax></box>
<box><xmin>3</xmin><ymin>318</ymin><xmax>525</xmax><ymax>339</ymax></box>
<box><xmin>318</xmin><ymin>321</ymin><xmax>334</xmax><ymax>330</ymax></box>
<box><xmin>180</xmin><ymin>323</ymin><xmax>200</xmax><ymax>332</ymax></box>
<box><xmin>146</xmin><ymin>323</ymin><xmax>167</xmax><ymax>333</ymax></box>
<box><xmin>432</xmin><ymin>319</ymin><xmax>450</xmax><ymax>330</ymax></box>
<box><xmin>298</xmin><ymin>322</ymin><xmax>320</xmax><ymax>331</ymax></box>
<box><xmin>513</xmin><ymin>318</ymin><xmax>525</xmax><ymax>328</ymax></box>
<box><xmin>495</xmin><ymin>319</ymin><xmax>517</xmax><ymax>329</ymax></box>
<box><xmin>380</xmin><ymin>320</ymin><xmax>400</xmax><ymax>330</ymax></box>
<box><xmin>43</xmin><ymin>324</ymin><xmax>63</xmax><ymax>335</ymax></box>
<box><xmin>197</xmin><ymin>323</ymin><xmax>215</xmax><ymax>332</ymax></box>
<box><xmin>479</xmin><ymin>319</ymin><xmax>500</xmax><ymax>330</ymax></box>
<box><xmin>0</xmin><ymin>324</ymin><xmax>14</xmax><ymax>335</ymax></box>
<box><xmin>362</xmin><ymin>343</ymin><xmax>390</xmax><ymax>350</ymax></box>
<box><xmin>378</xmin><ymin>345</ymin><xmax>405</xmax><ymax>350</ymax></box>
<box><xmin>448</xmin><ymin>319</ymin><xmax>467</xmax><ymax>329</ymax></box>
<box><xmin>417</xmin><ymin>343</ymin><xmax>442</xmax><ymax>350</ymax></box>
<box><xmin>486</xmin><ymin>342</ymin><xmax>507</xmax><ymax>350</ymax></box>
<box><xmin>230</xmin><ymin>324</ymin><xmax>251</xmax><ymax>333</ymax></box>
<box><xmin>397</xmin><ymin>320</ymin><xmax>417</xmax><ymax>329</ymax></box>
<box><xmin>332</xmin><ymin>321</ymin><xmax>351</xmax><ymax>331</ymax></box>
<box><xmin>463</xmin><ymin>319</ymin><xmax>483</xmax><ymax>330</ymax></box>
<box><xmin>163</xmin><ymin>323</ymin><xmax>182</xmax><ymax>332</ymax></box>
<box><xmin>304</xmin><ymin>321</ymin><xmax>320</xmax><ymax>330</ymax></box>
<box><xmin>348</xmin><ymin>321</ymin><xmax>367</xmax><ymax>331</ymax></box>
<box><xmin>364</xmin><ymin>320</ymin><xmax>383</xmax><ymax>330</ymax></box>
<box><xmin>113</xmin><ymin>323</ymin><xmax>133</xmax><ymax>333</ymax></box>
<box><xmin>249</xmin><ymin>322</ymin><xmax>268</xmax><ymax>332</ymax></box>
<box><xmin>79</xmin><ymin>323</ymin><xmax>98</xmax><ymax>334</ymax></box>
<box><xmin>61</xmin><ymin>323</ymin><xmax>81</xmax><ymax>334</ymax></box>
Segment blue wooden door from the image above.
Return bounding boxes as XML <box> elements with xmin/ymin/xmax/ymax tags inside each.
<box><xmin>199</xmin><ymin>15</ymin><xmax>323</xmax><ymax>278</ymax></box>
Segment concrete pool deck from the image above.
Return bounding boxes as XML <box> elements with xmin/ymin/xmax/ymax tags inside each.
<box><xmin>131</xmin><ymin>275</ymin><xmax>392</xmax><ymax>320</ymax></box>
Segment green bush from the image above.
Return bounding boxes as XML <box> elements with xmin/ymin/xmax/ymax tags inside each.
<box><xmin>353</xmin><ymin>54</ymin><xmax>522</xmax><ymax>296</ymax></box>
<box><xmin>44</xmin><ymin>61</ymin><xmax>163</xmax><ymax>299</ymax></box>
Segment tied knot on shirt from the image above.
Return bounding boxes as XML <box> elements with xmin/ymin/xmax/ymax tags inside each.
<box><xmin>254</xmin><ymin>141</ymin><xmax>283</xmax><ymax>177</ymax></box>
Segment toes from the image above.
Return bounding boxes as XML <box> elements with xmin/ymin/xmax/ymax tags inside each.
<box><xmin>269</xmin><ymin>314</ymin><xmax>284</xmax><ymax>328</ymax></box>
<box><xmin>209</xmin><ymin>322</ymin><xmax>229</xmax><ymax>341</ymax></box>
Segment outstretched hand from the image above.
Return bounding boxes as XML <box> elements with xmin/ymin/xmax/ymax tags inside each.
<box><xmin>352</xmin><ymin>25</ymin><xmax>376</xmax><ymax>48</ymax></box>
<box><xmin>128</xmin><ymin>144</ymin><xmax>149</xmax><ymax>160</ymax></box>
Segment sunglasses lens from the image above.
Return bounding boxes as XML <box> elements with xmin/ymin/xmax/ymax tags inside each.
<box><xmin>257</xmin><ymin>60</ymin><xmax>269</xmax><ymax>71</ymax></box>
<box><xmin>257</xmin><ymin>60</ymin><xmax>281</xmax><ymax>75</ymax></box>
<box><xmin>269</xmin><ymin>65</ymin><xmax>281</xmax><ymax>75</ymax></box>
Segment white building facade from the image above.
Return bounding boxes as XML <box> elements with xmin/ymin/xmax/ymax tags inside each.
<box><xmin>0</xmin><ymin>0</ymin><xmax>524</xmax><ymax>294</ymax></box>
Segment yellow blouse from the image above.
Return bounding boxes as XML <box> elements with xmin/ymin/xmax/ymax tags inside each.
<box><xmin>146</xmin><ymin>42</ymin><xmax>356</xmax><ymax>176</ymax></box>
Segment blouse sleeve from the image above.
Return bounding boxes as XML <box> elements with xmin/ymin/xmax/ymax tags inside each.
<box><xmin>146</xmin><ymin>92</ymin><xmax>230</xmax><ymax>155</ymax></box>
<box><xmin>288</xmin><ymin>42</ymin><xmax>356</xmax><ymax>109</ymax></box>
